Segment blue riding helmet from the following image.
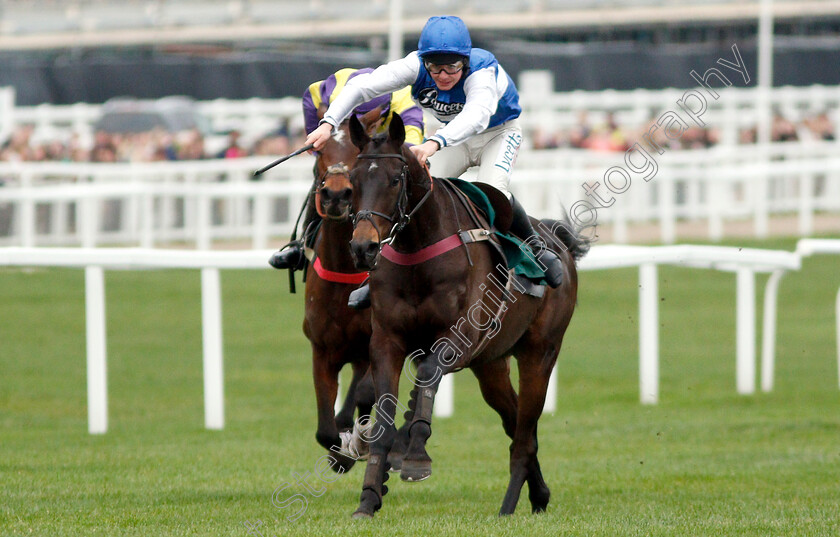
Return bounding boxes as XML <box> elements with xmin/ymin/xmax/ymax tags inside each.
<box><xmin>417</xmin><ymin>16</ymin><xmax>471</xmax><ymax>59</ymax></box>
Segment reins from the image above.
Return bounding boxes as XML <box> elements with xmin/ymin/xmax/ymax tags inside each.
<box><xmin>352</xmin><ymin>152</ymin><xmax>434</xmax><ymax>246</ymax></box>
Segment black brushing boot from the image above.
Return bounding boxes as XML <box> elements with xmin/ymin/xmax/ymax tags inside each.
<box><xmin>509</xmin><ymin>196</ymin><xmax>564</xmax><ymax>288</ymax></box>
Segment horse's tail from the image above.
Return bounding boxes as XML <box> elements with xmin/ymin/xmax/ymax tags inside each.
<box><xmin>540</xmin><ymin>210</ymin><xmax>591</xmax><ymax>262</ymax></box>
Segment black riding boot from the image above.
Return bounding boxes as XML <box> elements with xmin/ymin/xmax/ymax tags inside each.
<box><xmin>347</xmin><ymin>282</ymin><xmax>371</xmax><ymax>310</ymax></box>
<box><xmin>269</xmin><ymin>190</ymin><xmax>319</xmax><ymax>270</ymax></box>
<box><xmin>509</xmin><ymin>196</ymin><xmax>564</xmax><ymax>288</ymax></box>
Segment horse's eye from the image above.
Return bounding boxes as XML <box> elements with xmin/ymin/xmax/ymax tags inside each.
<box><xmin>391</xmin><ymin>174</ymin><xmax>401</xmax><ymax>187</ymax></box>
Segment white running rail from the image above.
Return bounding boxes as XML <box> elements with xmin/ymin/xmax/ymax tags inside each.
<box><xmin>2</xmin><ymin>146</ymin><xmax>839</xmax><ymax>248</ymax></box>
<box><xmin>0</xmin><ymin>244</ymin><xmax>802</xmax><ymax>433</ymax></box>
<box><xmin>791</xmin><ymin>239</ymin><xmax>840</xmax><ymax>390</ymax></box>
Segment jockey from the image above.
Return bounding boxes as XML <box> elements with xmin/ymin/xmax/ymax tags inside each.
<box><xmin>269</xmin><ymin>67</ymin><xmax>425</xmax><ymax>271</ymax></box>
<box><xmin>305</xmin><ymin>15</ymin><xmax>565</xmax><ymax>309</ymax></box>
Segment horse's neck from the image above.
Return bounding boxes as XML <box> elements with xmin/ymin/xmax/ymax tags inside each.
<box><xmin>394</xmin><ymin>181</ymin><xmax>460</xmax><ymax>251</ymax></box>
<box><xmin>315</xmin><ymin>219</ymin><xmax>357</xmax><ymax>272</ymax></box>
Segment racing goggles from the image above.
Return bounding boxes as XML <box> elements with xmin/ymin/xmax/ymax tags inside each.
<box><xmin>424</xmin><ymin>59</ymin><xmax>465</xmax><ymax>75</ymax></box>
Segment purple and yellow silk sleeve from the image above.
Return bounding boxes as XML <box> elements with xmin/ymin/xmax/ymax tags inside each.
<box><xmin>385</xmin><ymin>86</ymin><xmax>425</xmax><ymax>146</ymax></box>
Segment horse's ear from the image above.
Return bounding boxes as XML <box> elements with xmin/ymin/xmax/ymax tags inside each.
<box><xmin>388</xmin><ymin>112</ymin><xmax>406</xmax><ymax>148</ymax></box>
<box><xmin>358</xmin><ymin>106</ymin><xmax>385</xmax><ymax>135</ymax></box>
<box><xmin>349</xmin><ymin>114</ymin><xmax>371</xmax><ymax>150</ymax></box>
<box><xmin>317</xmin><ymin>103</ymin><xmax>328</xmax><ymax>121</ymax></box>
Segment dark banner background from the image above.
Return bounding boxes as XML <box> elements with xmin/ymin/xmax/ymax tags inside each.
<box><xmin>1</xmin><ymin>40</ymin><xmax>837</xmax><ymax>106</ymax></box>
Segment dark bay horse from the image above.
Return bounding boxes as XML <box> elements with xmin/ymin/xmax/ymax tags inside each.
<box><xmin>345</xmin><ymin>113</ymin><xmax>589</xmax><ymax>517</ymax></box>
<box><xmin>303</xmin><ymin>107</ymin><xmax>385</xmax><ymax>472</ymax></box>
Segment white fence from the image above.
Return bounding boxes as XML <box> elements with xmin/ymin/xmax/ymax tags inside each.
<box><xmin>1</xmin><ymin>142</ymin><xmax>839</xmax><ymax>248</ymax></box>
<box><xmin>3</xmin><ymin>78</ymin><xmax>840</xmax><ymax>247</ymax></box>
<box><xmin>793</xmin><ymin>239</ymin><xmax>840</xmax><ymax>390</ymax></box>
<box><xmin>0</xmin><ymin>156</ymin><xmax>313</xmax><ymax>248</ymax></box>
<box><xmin>0</xmin><ymin>243</ymin><xmax>814</xmax><ymax>433</ymax></box>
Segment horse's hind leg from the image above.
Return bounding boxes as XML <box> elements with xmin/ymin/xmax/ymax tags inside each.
<box><xmin>525</xmin><ymin>445</ymin><xmax>550</xmax><ymax>513</ymax></box>
<box><xmin>499</xmin><ymin>347</ymin><xmax>557</xmax><ymax>516</ymax></box>
<box><xmin>387</xmin><ymin>397</ymin><xmax>413</xmax><ymax>472</ymax></box>
<box><xmin>470</xmin><ymin>357</ymin><xmax>518</xmax><ymax>440</ymax></box>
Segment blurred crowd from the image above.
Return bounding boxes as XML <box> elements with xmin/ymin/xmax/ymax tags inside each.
<box><xmin>1</xmin><ymin>109</ymin><xmax>836</xmax><ymax>163</ymax></box>
<box><xmin>0</xmin><ymin>124</ymin><xmax>301</xmax><ymax>163</ymax></box>
<box><xmin>528</xmin><ymin>110</ymin><xmax>836</xmax><ymax>152</ymax></box>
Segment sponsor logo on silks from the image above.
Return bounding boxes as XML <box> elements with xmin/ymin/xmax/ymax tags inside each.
<box><xmin>417</xmin><ymin>88</ymin><xmax>464</xmax><ymax>117</ymax></box>
<box><xmin>494</xmin><ymin>132</ymin><xmax>522</xmax><ymax>173</ymax></box>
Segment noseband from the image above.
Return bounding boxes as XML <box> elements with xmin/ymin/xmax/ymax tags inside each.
<box><xmin>351</xmin><ymin>152</ymin><xmax>433</xmax><ymax>246</ymax></box>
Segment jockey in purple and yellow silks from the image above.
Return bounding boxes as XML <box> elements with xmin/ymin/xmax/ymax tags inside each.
<box><xmin>269</xmin><ymin>68</ymin><xmax>425</xmax><ymax>273</ymax></box>
<box><xmin>302</xmin><ymin>67</ymin><xmax>424</xmax><ymax>144</ymax></box>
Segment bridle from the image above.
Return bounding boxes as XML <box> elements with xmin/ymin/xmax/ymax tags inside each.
<box><xmin>351</xmin><ymin>152</ymin><xmax>433</xmax><ymax>247</ymax></box>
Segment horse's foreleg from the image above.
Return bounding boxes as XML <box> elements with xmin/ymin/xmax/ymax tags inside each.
<box><xmin>312</xmin><ymin>349</ymin><xmax>357</xmax><ymax>472</ymax></box>
<box><xmin>399</xmin><ymin>352</ymin><xmax>446</xmax><ymax>482</ymax></box>
<box><xmin>499</xmin><ymin>349</ymin><xmax>556</xmax><ymax>516</ymax></box>
<box><xmin>335</xmin><ymin>361</ymin><xmax>372</xmax><ymax>431</ymax></box>
<box><xmin>353</xmin><ymin>335</ymin><xmax>405</xmax><ymax>519</ymax></box>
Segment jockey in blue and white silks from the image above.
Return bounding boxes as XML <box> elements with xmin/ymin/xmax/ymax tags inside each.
<box><xmin>305</xmin><ymin>15</ymin><xmax>565</xmax><ymax>304</ymax></box>
<box><xmin>311</xmin><ymin>17</ymin><xmax>523</xmax><ymax>201</ymax></box>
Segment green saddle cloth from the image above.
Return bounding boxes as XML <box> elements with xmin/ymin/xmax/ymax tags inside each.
<box><xmin>448</xmin><ymin>178</ymin><xmax>546</xmax><ymax>283</ymax></box>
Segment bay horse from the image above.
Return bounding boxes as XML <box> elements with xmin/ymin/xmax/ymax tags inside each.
<box><xmin>345</xmin><ymin>113</ymin><xmax>589</xmax><ymax>517</ymax></box>
<box><xmin>302</xmin><ymin>106</ymin><xmax>386</xmax><ymax>472</ymax></box>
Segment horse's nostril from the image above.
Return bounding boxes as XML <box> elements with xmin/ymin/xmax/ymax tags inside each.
<box><xmin>339</xmin><ymin>188</ymin><xmax>352</xmax><ymax>202</ymax></box>
<box><xmin>350</xmin><ymin>240</ymin><xmax>380</xmax><ymax>269</ymax></box>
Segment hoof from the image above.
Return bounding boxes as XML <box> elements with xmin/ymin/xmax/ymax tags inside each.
<box><xmin>355</xmin><ymin>488</ymin><xmax>381</xmax><ymax>518</ymax></box>
<box><xmin>328</xmin><ymin>451</ymin><xmax>357</xmax><ymax>473</ymax></box>
<box><xmin>400</xmin><ymin>459</ymin><xmax>432</xmax><ymax>482</ymax></box>
<box><xmin>387</xmin><ymin>452</ymin><xmax>403</xmax><ymax>472</ymax></box>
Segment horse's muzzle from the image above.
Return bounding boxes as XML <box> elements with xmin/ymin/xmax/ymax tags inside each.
<box><xmin>319</xmin><ymin>187</ymin><xmax>352</xmax><ymax>220</ymax></box>
<box><xmin>350</xmin><ymin>239</ymin><xmax>380</xmax><ymax>270</ymax></box>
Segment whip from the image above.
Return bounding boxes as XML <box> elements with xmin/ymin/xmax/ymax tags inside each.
<box><xmin>252</xmin><ymin>143</ymin><xmax>315</xmax><ymax>177</ymax></box>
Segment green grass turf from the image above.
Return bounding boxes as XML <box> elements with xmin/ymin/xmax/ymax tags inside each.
<box><xmin>2</xmin><ymin>237</ymin><xmax>839</xmax><ymax>536</ymax></box>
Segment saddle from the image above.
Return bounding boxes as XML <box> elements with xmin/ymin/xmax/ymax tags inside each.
<box><xmin>429</xmin><ymin>178</ymin><xmax>546</xmax><ymax>366</ymax></box>
<box><xmin>441</xmin><ymin>178</ymin><xmax>547</xmax><ymax>297</ymax></box>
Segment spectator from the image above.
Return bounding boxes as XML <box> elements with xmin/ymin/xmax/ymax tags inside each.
<box><xmin>177</xmin><ymin>129</ymin><xmax>207</xmax><ymax>160</ymax></box>
<box><xmin>216</xmin><ymin>130</ymin><xmax>247</xmax><ymax>159</ymax></box>
<box><xmin>90</xmin><ymin>131</ymin><xmax>117</xmax><ymax>162</ymax></box>
<box><xmin>804</xmin><ymin>112</ymin><xmax>835</xmax><ymax>141</ymax></box>
<box><xmin>771</xmin><ymin>112</ymin><xmax>799</xmax><ymax>142</ymax></box>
